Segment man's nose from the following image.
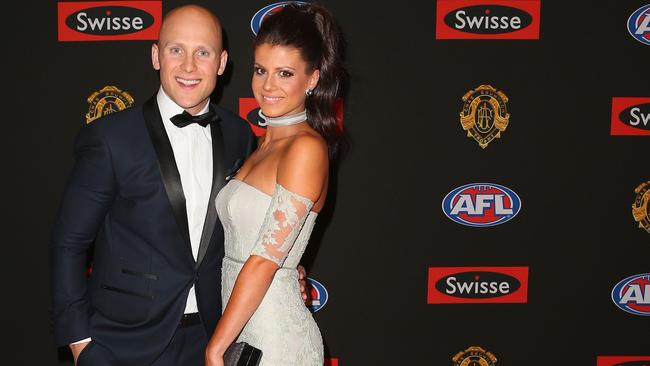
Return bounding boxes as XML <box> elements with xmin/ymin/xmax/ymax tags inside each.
<box><xmin>181</xmin><ymin>54</ymin><xmax>197</xmax><ymax>73</ymax></box>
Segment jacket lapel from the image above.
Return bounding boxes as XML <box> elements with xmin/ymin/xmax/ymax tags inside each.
<box><xmin>142</xmin><ymin>97</ymin><xmax>193</xmax><ymax>260</ymax></box>
<box><xmin>196</xmin><ymin>106</ymin><xmax>226</xmax><ymax>267</ymax></box>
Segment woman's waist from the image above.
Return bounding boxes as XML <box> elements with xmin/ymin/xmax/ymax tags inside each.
<box><xmin>222</xmin><ymin>254</ymin><xmax>299</xmax><ymax>271</ymax></box>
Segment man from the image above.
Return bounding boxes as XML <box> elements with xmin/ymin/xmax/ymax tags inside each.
<box><xmin>51</xmin><ymin>5</ymin><xmax>306</xmax><ymax>365</ymax></box>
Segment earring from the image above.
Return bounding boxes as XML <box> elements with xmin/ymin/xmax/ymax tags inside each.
<box><xmin>305</xmin><ymin>88</ymin><xmax>314</xmax><ymax>97</ymax></box>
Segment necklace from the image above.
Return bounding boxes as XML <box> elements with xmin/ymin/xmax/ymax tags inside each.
<box><xmin>258</xmin><ymin>109</ymin><xmax>307</xmax><ymax>127</ymax></box>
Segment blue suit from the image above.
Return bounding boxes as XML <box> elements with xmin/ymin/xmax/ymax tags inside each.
<box><xmin>50</xmin><ymin>96</ymin><xmax>255</xmax><ymax>365</ymax></box>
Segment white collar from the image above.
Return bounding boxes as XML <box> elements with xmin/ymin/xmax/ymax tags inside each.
<box><xmin>156</xmin><ymin>87</ymin><xmax>210</xmax><ymax>126</ymax></box>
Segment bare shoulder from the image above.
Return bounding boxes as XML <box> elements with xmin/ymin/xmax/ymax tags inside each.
<box><xmin>276</xmin><ymin>132</ymin><xmax>328</xmax><ymax>201</ymax></box>
<box><xmin>283</xmin><ymin>132</ymin><xmax>328</xmax><ymax>161</ymax></box>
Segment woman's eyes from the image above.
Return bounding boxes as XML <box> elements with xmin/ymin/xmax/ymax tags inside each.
<box><xmin>253</xmin><ymin>68</ymin><xmax>293</xmax><ymax>78</ymax></box>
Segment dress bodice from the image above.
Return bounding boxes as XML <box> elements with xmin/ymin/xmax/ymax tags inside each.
<box><xmin>215</xmin><ymin>179</ymin><xmax>318</xmax><ymax>268</ymax></box>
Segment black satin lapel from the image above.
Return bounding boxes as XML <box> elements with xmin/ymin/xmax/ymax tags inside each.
<box><xmin>142</xmin><ymin>98</ymin><xmax>192</xmax><ymax>256</ymax></box>
<box><xmin>196</xmin><ymin>115</ymin><xmax>226</xmax><ymax>267</ymax></box>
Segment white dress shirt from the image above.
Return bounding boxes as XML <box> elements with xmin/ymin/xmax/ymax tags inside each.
<box><xmin>157</xmin><ymin>87</ymin><xmax>213</xmax><ymax>314</ymax></box>
<box><xmin>71</xmin><ymin>88</ymin><xmax>213</xmax><ymax>346</ymax></box>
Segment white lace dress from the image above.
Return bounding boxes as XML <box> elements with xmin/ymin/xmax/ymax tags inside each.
<box><xmin>215</xmin><ymin>179</ymin><xmax>324</xmax><ymax>366</ymax></box>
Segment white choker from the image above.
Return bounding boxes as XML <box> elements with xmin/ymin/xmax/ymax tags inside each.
<box><xmin>258</xmin><ymin>110</ymin><xmax>307</xmax><ymax>127</ymax></box>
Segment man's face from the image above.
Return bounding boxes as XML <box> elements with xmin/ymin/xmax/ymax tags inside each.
<box><xmin>151</xmin><ymin>8</ymin><xmax>227</xmax><ymax>115</ymax></box>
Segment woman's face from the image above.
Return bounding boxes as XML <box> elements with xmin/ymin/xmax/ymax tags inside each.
<box><xmin>252</xmin><ymin>44</ymin><xmax>319</xmax><ymax>118</ymax></box>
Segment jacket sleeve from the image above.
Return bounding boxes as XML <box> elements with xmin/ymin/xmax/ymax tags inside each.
<box><xmin>50</xmin><ymin>123</ymin><xmax>116</xmax><ymax>346</ymax></box>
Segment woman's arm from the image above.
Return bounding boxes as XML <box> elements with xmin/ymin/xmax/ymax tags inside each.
<box><xmin>205</xmin><ymin>134</ymin><xmax>328</xmax><ymax>365</ymax></box>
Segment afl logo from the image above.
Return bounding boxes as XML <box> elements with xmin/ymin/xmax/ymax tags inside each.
<box><xmin>307</xmin><ymin>277</ymin><xmax>328</xmax><ymax>313</ymax></box>
<box><xmin>628</xmin><ymin>4</ymin><xmax>650</xmax><ymax>46</ymax></box>
<box><xmin>611</xmin><ymin>273</ymin><xmax>650</xmax><ymax>316</ymax></box>
<box><xmin>251</xmin><ymin>2</ymin><xmax>309</xmax><ymax>35</ymax></box>
<box><xmin>442</xmin><ymin>183</ymin><xmax>521</xmax><ymax>227</ymax></box>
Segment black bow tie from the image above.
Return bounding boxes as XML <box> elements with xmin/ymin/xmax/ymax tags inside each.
<box><xmin>170</xmin><ymin>109</ymin><xmax>218</xmax><ymax>128</ymax></box>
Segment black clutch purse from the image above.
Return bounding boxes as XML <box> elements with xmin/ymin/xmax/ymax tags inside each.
<box><xmin>223</xmin><ymin>342</ymin><xmax>262</xmax><ymax>366</ymax></box>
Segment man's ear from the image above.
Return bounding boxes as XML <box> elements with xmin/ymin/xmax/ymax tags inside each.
<box><xmin>151</xmin><ymin>43</ymin><xmax>161</xmax><ymax>70</ymax></box>
<box><xmin>217</xmin><ymin>50</ymin><xmax>228</xmax><ymax>76</ymax></box>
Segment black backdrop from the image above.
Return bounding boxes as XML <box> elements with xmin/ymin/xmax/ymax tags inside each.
<box><xmin>3</xmin><ymin>0</ymin><xmax>649</xmax><ymax>365</ymax></box>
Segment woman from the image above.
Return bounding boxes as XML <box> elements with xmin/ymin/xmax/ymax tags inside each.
<box><xmin>206</xmin><ymin>3</ymin><xmax>346</xmax><ymax>366</ymax></box>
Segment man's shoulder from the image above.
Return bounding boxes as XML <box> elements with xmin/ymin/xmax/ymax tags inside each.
<box><xmin>211</xmin><ymin>104</ymin><xmax>253</xmax><ymax>138</ymax></box>
<box><xmin>212</xmin><ymin>104</ymin><xmax>246</xmax><ymax>125</ymax></box>
<box><xmin>86</xmin><ymin>105</ymin><xmax>144</xmax><ymax>132</ymax></box>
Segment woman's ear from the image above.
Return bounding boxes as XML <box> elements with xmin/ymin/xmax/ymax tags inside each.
<box><xmin>308</xmin><ymin>69</ymin><xmax>320</xmax><ymax>90</ymax></box>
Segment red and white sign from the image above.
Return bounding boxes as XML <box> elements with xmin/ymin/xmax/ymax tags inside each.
<box><xmin>428</xmin><ymin>266</ymin><xmax>529</xmax><ymax>304</ymax></box>
<box><xmin>611</xmin><ymin>97</ymin><xmax>650</xmax><ymax>136</ymax></box>
<box><xmin>597</xmin><ymin>356</ymin><xmax>650</xmax><ymax>365</ymax></box>
<box><xmin>436</xmin><ymin>0</ymin><xmax>541</xmax><ymax>39</ymax></box>
<box><xmin>58</xmin><ymin>1</ymin><xmax>162</xmax><ymax>42</ymax></box>
<box><xmin>239</xmin><ymin>98</ymin><xmax>344</xmax><ymax>137</ymax></box>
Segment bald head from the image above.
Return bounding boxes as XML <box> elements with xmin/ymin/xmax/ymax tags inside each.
<box><xmin>151</xmin><ymin>4</ymin><xmax>228</xmax><ymax>115</ymax></box>
<box><xmin>158</xmin><ymin>5</ymin><xmax>223</xmax><ymax>50</ymax></box>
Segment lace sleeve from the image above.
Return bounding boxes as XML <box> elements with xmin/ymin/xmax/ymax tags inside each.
<box><xmin>250</xmin><ymin>184</ymin><xmax>314</xmax><ymax>267</ymax></box>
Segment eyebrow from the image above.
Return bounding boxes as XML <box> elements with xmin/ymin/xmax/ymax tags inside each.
<box><xmin>254</xmin><ymin>63</ymin><xmax>296</xmax><ymax>71</ymax></box>
<box><xmin>165</xmin><ymin>42</ymin><xmax>216</xmax><ymax>51</ymax></box>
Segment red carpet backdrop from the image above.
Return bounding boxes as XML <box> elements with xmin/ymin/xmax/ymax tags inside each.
<box><xmin>4</xmin><ymin>0</ymin><xmax>649</xmax><ymax>365</ymax></box>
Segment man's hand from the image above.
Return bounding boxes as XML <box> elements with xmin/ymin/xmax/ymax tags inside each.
<box><xmin>297</xmin><ymin>265</ymin><xmax>311</xmax><ymax>304</ymax></box>
<box><xmin>70</xmin><ymin>341</ymin><xmax>90</xmax><ymax>365</ymax></box>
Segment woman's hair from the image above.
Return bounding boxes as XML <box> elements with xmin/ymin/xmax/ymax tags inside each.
<box><xmin>255</xmin><ymin>3</ymin><xmax>347</xmax><ymax>158</ymax></box>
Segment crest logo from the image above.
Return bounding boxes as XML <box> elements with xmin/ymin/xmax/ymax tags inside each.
<box><xmin>436</xmin><ymin>0</ymin><xmax>541</xmax><ymax>39</ymax></box>
<box><xmin>307</xmin><ymin>277</ymin><xmax>328</xmax><ymax>313</ymax></box>
<box><xmin>632</xmin><ymin>181</ymin><xmax>650</xmax><ymax>235</ymax></box>
<box><xmin>442</xmin><ymin>183</ymin><xmax>521</xmax><ymax>227</ymax></box>
<box><xmin>628</xmin><ymin>4</ymin><xmax>650</xmax><ymax>46</ymax></box>
<box><xmin>251</xmin><ymin>2</ymin><xmax>309</xmax><ymax>35</ymax></box>
<box><xmin>597</xmin><ymin>356</ymin><xmax>650</xmax><ymax>366</ymax></box>
<box><xmin>611</xmin><ymin>273</ymin><xmax>650</xmax><ymax>316</ymax></box>
<box><xmin>86</xmin><ymin>86</ymin><xmax>134</xmax><ymax>123</ymax></box>
<box><xmin>453</xmin><ymin>346</ymin><xmax>497</xmax><ymax>366</ymax></box>
<box><xmin>428</xmin><ymin>266</ymin><xmax>528</xmax><ymax>304</ymax></box>
<box><xmin>460</xmin><ymin>85</ymin><xmax>510</xmax><ymax>148</ymax></box>
<box><xmin>611</xmin><ymin>97</ymin><xmax>650</xmax><ymax>135</ymax></box>
<box><xmin>58</xmin><ymin>1</ymin><xmax>161</xmax><ymax>42</ymax></box>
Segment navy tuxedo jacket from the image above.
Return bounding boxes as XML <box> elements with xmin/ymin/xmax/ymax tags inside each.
<box><xmin>50</xmin><ymin>96</ymin><xmax>255</xmax><ymax>365</ymax></box>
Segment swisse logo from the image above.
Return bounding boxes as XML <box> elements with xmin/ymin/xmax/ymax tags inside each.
<box><xmin>251</xmin><ymin>2</ymin><xmax>309</xmax><ymax>35</ymax></box>
<box><xmin>611</xmin><ymin>97</ymin><xmax>650</xmax><ymax>136</ymax></box>
<box><xmin>442</xmin><ymin>183</ymin><xmax>521</xmax><ymax>227</ymax></box>
<box><xmin>307</xmin><ymin>278</ymin><xmax>328</xmax><ymax>313</ymax></box>
<box><xmin>620</xmin><ymin>104</ymin><xmax>650</xmax><ymax>130</ymax></box>
<box><xmin>239</xmin><ymin>97</ymin><xmax>344</xmax><ymax>137</ymax></box>
<box><xmin>611</xmin><ymin>273</ymin><xmax>650</xmax><ymax>316</ymax></box>
<box><xmin>428</xmin><ymin>266</ymin><xmax>528</xmax><ymax>304</ymax></box>
<box><xmin>437</xmin><ymin>271</ymin><xmax>520</xmax><ymax>298</ymax></box>
<box><xmin>445</xmin><ymin>5</ymin><xmax>532</xmax><ymax>34</ymax></box>
<box><xmin>628</xmin><ymin>4</ymin><xmax>650</xmax><ymax>46</ymax></box>
<box><xmin>597</xmin><ymin>356</ymin><xmax>650</xmax><ymax>366</ymax></box>
<box><xmin>58</xmin><ymin>1</ymin><xmax>161</xmax><ymax>42</ymax></box>
<box><xmin>436</xmin><ymin>0</ymin><xmax>540</xmax><ymax>39</ymax></box>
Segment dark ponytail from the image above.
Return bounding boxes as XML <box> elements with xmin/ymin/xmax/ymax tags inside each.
<box><xmin>254</xmin><ymin>3</ymin><xmax>347</xmax><ymax>159</ymax></box>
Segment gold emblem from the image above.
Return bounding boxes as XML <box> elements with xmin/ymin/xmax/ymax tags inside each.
<box><xmin>460</xmin><ymin>85</ymin><xmax>510</xmax><ymax>148</ymax></box>
<box><xmin>632</xmin><ymin>181</ymin><xmax>650</xmax><ymax>235</ymax></box>
<box><xmin>452</xmin><ymin>346</ymin><xmax>497</xmax><ymax>366</ymax></box>
<box><xmin>85</xmin><ymin>86</ymin><xmax>135</xmax><ymax>124</ymax></box>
